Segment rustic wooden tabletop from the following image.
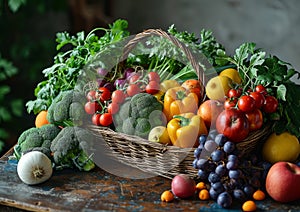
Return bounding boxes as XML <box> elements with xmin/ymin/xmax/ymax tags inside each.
<box><xmin>0</xmin><ymin>149</ymin><xmax>299</xmax><ymax>212</ymax></box>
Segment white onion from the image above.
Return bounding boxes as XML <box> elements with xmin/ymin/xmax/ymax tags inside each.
<box><xmin>17</xmin><ymin>151</ymin><xmax>53</xmax><ymax>185</ymax></box>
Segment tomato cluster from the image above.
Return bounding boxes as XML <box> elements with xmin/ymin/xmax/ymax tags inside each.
<box><xmin>84</xmin><ymin>87</ymin><xmax>115</xmax><ymax>127</ymax></box>
<box><xmin>85</xmin><ymin>68</ymin><xmax>162</xmax><ymax>127</ymax></box>
<box><xmin>126</xmin><ymin>71</ymin><xmax>161</xmax><ymax>96</ymax></box>
<box><xmin>224</xmin><ymin>84</ymin><xmax>278</xmax><ymax>132</ymax></box>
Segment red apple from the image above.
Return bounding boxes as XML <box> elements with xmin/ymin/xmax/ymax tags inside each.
<box><xmin>266</xmin><ymin>162</ymin><xmax>300</xmax><ymax>203</ymax></box>
<box><xmin>171</xmin><ymin>174</ymin><xmax>196</xmax><ymax>199</ymax></box>
<box><xmin>216</xmin><ymin>108</ymin><xmax>249</xmax><ymax>142</ymax></box>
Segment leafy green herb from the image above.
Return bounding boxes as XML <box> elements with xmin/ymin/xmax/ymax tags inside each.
<box><xmin>218</xmin><ymin>42</ymin><xmax>300</xmax><ymax>137</ymax></box>
<box><xmin>26</xmin><ymin>19</ymin><xmax>130</xmax><ymax>114</ymax></box>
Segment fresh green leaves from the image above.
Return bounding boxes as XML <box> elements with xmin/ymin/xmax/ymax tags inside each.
<box><xmin>5</xmin><ymin>0</ymin><xmax>27</xmax><ymax>13</ymax></box>
<box><xmin>217</xmin><ymin>41</ymin><xmax>300</xmax><ymax>137</ymax></box>
<box><xmin>26</xmin><ymin>19</ymin><xmax>130</xmax><ymax>114</ymax></box>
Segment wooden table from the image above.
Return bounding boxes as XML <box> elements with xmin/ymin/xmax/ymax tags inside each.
<box><xmin>0</xmin><ymin>149</ymin><xmax>299</xmax><ymax>212</ymax></box>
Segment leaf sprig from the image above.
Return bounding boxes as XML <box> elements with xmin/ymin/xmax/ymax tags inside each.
<box><xmin>217</xmin><ymin>42</ymin><xmax>300</xmax><ymax>137</ymax></box>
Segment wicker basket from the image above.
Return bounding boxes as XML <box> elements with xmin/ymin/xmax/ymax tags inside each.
<box><xmin>86</xmin><ymin>29</ymin><xmax>271</xmax><ymax>179</ymax></box>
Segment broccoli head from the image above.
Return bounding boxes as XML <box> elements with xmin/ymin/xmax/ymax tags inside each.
<box><xmin>50</xmin><ymin>126</ymin><xmax>95</xmax><ymax>171</ymax></box>
<box><xmin>47</xmin><ymin>90</ymin><xmax>86</xmax><ymax>127</ymax></box>
<box><xmin>113</xmin><ymin>93</ymin><xmax>165</xmax><ymax>139</ymax></box>
<box><xmin>14</xmin><ymin>124</ymin><xmax>61</xmax><ymax>160</ymax></box>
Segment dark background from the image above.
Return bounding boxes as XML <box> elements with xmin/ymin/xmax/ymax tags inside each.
<box><xmin>1</xmin><ymin>0</ymin><xmax>299</xmax><ymax>155</ymax></box>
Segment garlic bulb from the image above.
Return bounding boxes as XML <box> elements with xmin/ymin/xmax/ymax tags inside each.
<box><xmin>17</xmin><ymin>151</ymin><xmax>53</xmax><ymax>185</ymax></box>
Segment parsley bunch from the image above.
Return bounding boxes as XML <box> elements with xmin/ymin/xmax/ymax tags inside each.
<box><xmin>26</xmin><ymin>19</ymin><xmax>130</xmax><ymax>114</ymax></box>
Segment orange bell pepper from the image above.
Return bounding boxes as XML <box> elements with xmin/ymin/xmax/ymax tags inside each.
<box><xmin>163</xmin><ymin>86</ymin><xmax>198</xmax><ymax>121</ymax></box>
<box><xmin>167</xmin><ymin>113</ymin><xmax>208</xmax><ymax>148</ymax></box>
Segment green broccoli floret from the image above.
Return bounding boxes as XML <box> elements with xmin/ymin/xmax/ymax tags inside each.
<box><xmin>114</xmin><ymin>93</ymin><xmax>165</xmax><ymax>139</ymax></box>
<box><xmin>50</xmin><ymin>126</ymin><xmax>95</xmax><ymax>171</ymax></box>
<box><xmin>14</xmin><ymin>124</ymin><xmax>61</xmax><ymax>160</ymax></box>
<box><xmin>47</xmin><ymin>90</ymin><xmax>86</xmax><ymax>127</ymax></box>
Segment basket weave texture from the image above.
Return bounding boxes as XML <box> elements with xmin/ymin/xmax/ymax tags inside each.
<box><xmin>88</xmin><ymin>29</ymin><xmax>271</xmax><ymax>179</ymax></box>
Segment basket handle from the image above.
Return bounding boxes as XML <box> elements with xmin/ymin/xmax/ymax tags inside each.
<box><xmin>121</xmin><ymin>29</ymin><xmax>205</xmax><ymax>99</ymax></box>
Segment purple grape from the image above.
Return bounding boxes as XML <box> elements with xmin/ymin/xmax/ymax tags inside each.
<box><xmin>226</xmin><ymin>160</ymin><xmax>238</xmax><ymax>170</ymax></box>
<box><xmin>217</xmin><ymin>191</ymin><xmax>232</xmax><ymax>208</ymax></box>
<box><xmin>233</xmin><ymin>189</ymin><xmax>246</xmax><ymax>201</ymax></box>
<box><xmin>223</xmin><ymin>141</ymin><xmax>235</xmax><ymax>153</ymax></box>
<box><xmin>209</xmin><ymin>187</ymin><xmax>219</xmax><ymax>200</ymax></box>
<box><xmin>204</xmin><ymin>139</ymin><xmax>217</xmax><ymax>152</ymax></box>
<box><xmin>211</xmin><ymin>149</ymin><xmax>225</xmax><ymax>162</ymax></box>
<box><xmin>208</xmin><ymin>129</ymin><xmax>218</xmax><ymax>140</ymax></box>
<box><xmin>229</xmin><ymin>169</ymin><xmax>241</xmax><ymax>179</ymax></box>
<box><xmin>214</xmin><ymin>134</ymin><xmax>227</xmax><ymax>147</ymax></box>
<box><xmin>208</xmin><ymin>172</ymin><xmax>220</xmax><ymax>183</ymax></box>
<box><xmin>227</xmin><ymin>154</ymin><xmax>238</xmax><ymax>162</ymax></box>
<box><xmin>215</xmin><ymin>164</ymin><xmax>227</xmax><ymax>176</ymax></box>
<box><xmin>212</xmin><ymin>182</ymin><xmax>225</xmax><ymax>194</ymax></box>
<box><xmin>194</xmin><ymin>147</ymin><xmax>202</xmax><ymax>158</ymax></box>
<box><xmin>198</xmin><ymin>169</ymin><xmax>208</xmax><ymax>180</ymax></box>
<box><xmin>243</xmin><ymin>185</ymin><xmax>255</xmax><ymax>197</ymax></box>
<box><xmin>195</xmin><ymin>158</ymin><xmax>208</xmax><ymax>169</ymax></box>
<box><xmin>198</xmin><ymin>134</ymin><xmax>207</xmax><ymax>145</ymax></box>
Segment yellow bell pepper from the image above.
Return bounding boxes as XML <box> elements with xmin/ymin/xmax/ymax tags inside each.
<box><xmin>154</xmin><ymin>80</ymin><xmax>181</xmax><ymax>104</ymax></box>
<box><xmin>163</xmin><ymin>86</ymin><xmax>198</xmax><ymax>121</ymax></box>
<box><xmin>167</xmin><ymin>113</ymin><xmax>208</xmax><ymax>148</ymax></box>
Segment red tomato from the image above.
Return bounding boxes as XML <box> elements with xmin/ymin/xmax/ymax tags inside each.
<box><xmin>100</xmin><ymin>113</ymin><xmax>113</xmax><ymax>126</ymax></box>
<box><xmin>111</xmin><ymin>90</ymin><xmax>126</xmax><ymax>104</ymax></box>
<box><xmin>97</xmin><ymin>87</ymin><xmax>111</xmax><ymax>102</ymax></box>
<box><xmin>127</xmin><ymin>84</ymin><xmax>141</xmax><ymax>96</ymax></box>
<box><xmin>92</xmin><ymin>113</ymin><xmax>101</xmax><ymax>126</ymax></box>
<box><xmin>224</xmin><ymin>98</ymin><xmax>237</xmax><ymax>110</ymax></box>
<box><xmin>86</xmin><ymin>90</ymin><xmax>96</xmax><ymax>101</ymax></box>
<box><xmin>245</xmin><ymin>109</ymin><xmax>263</xmax><ymax>131</ymax></box>
<box><xmin>145</xmin><ymin>80</ymin><xmax>160</xmax><ymax>94</ymax></box>
<box><xmin>148</xmin><ymin>71</ymin><xmax>160</xmax><ymax>83</ymax></box>
<box><xmin>107</xmin><ymin>102</ymin><xmax>119</xmax><ymax>114</ymax></box>
<box><xmin>238</xmin><ymin>95</ymin><xmax>256</xmax><ymax>112</ymax></box>
<box><xmin>249</xmin><ymin>91</ymin><xmax>265</xmax><ymax>109</ymax></box>
<box><xmin>255</xmin><ymin>84</ymin><xmax>267</xmax><ymax>96</ymax></box>
<box><xmin>84</xmin><ymin>101</ymin><xmax>101</xmax><ymax>114</ymax></box>
<box><xmin>228</xmin><ymin>89</ymin><xmax>242</xmax><ymax>98</ymax></box>
<box><xmin>263</xmin><ymin>95</ymin><xmax>278</xmax><ymax>113</ymax></box>
<box><xmin>216</xmin><ymin>108</ymin><xmax>250</xmax><ymax>142</ymax></box>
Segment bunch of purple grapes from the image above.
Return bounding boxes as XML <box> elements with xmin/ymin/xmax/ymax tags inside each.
<box><xmin>193</xmin><ymin>130</ymin><xmax>271</xmax><ymax>208</ymax></box>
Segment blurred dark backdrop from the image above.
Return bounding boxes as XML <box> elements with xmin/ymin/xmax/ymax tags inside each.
<box><xmin>1</xmin><ymin>0</ymin><xmax>299</xmax><ymax>155</ymax></box>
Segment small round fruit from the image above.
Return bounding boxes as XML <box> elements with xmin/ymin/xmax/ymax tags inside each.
<box><xmin>99</xmin><ymin>113</ymin><xmax>113</xmax><ymax>126</ymax></box>
<box><xmin>238</xmin><ymin>95</ymin><xmax>255</xmax><ymax>112</ymax></box>
<box><xmin>262</xmin><ymin>132</ymin><xmax>300</xmax><ymax>163</ymax></box>
<box><xmin>242</xmin><ymin>200</ymin><xmax>257</xmax><ymax>211</ymax></box>
<box><xmin>219</xmin><ymin>68</ymin><xmax>242</xmax><ymax>84</ymax></box>
<box><xmin>197</xmin><ymin>100</ymin><xmax>224</xmax><ymax>128</ymax></box>
<box><xmin>161</xmin><ymin>190</ymin><xmax>174</xmax><ymax>202</ymax></box>
<box><xmin>205</xmin><ymin>76</ymin><xmax>233</xmax><ymax>101</ymax></box>
<box><xmin>148</xmin><ymin>126</ymin><xmax>171</xmax><ymax>145</ymax></box>
<box><xmin>171</xmin><ymin>174</ymin><xmax>196</xmax><ymax>199</ymax></box>
<box><xmin>263</xmin><ymin>95</ymin><xmax>278</xmax><ymax>113</ymax></box>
